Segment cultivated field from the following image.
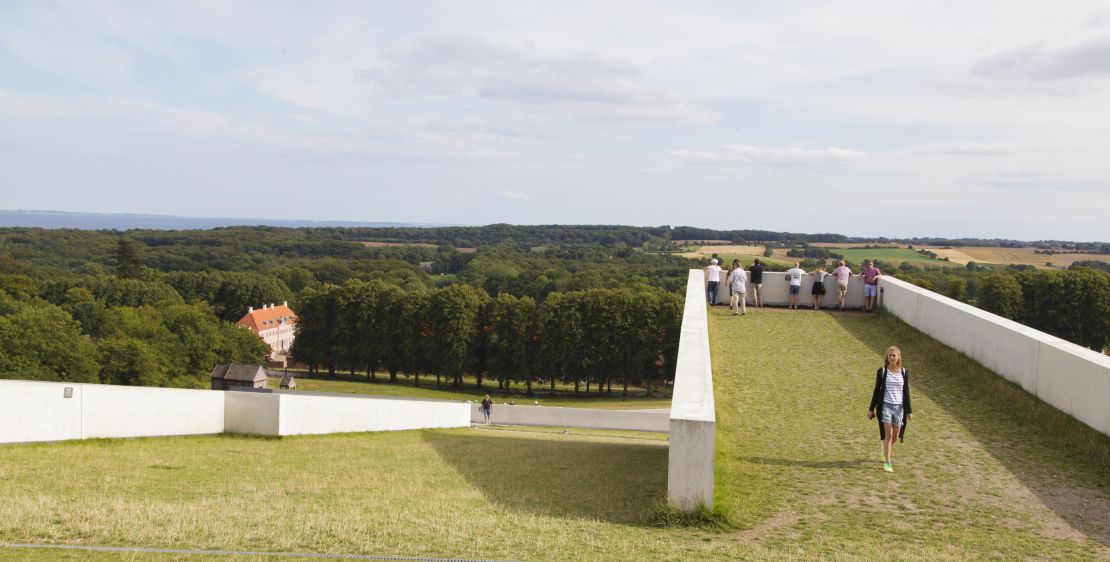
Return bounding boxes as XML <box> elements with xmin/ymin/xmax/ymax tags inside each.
<box><xmin>3</xmin><ymin>311</ymin><xmax>1107</xmax><ymax>560</ymax></box>
<box><xmin>923</xmin><ymin>245</ymin><xmax>1110</xmax><ymax>269</ymax></box>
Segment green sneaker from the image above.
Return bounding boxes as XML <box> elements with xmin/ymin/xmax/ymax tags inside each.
<box><xmin>883</xmin><ymin>462</ymin><xmax>893</xmax><ymax>473</ymax></box>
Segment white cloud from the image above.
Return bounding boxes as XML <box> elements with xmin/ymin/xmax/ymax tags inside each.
<box><xmin>500</xmin><ymin>191</ymin><xmax>529</xmax><ymax>201</ymax></box>
<box><xmin>974</xmin><ymin>36</ymin><xmax>1110</xmax><ymax>81</ymax></box>
<box><xmin>670</xmin><ymin>145</ymin><xmax>868</xmax><ymax>167</ymax></box>
<box><xmin>911</xmin><ymin>143</ymin><xmax>1017</xmax><ymax>156</ymax></box>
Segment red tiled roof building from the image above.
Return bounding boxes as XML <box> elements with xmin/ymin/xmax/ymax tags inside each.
<box><xmin>237</xmin><ymin>302</ymin><xmax>297</xmax><ymax>359</ymax></box>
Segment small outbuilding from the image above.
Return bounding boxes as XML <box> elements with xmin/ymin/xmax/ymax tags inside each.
<box><xmin>210</xmin><ymin>364</ymin><xmax>268</xmax><ymax>391</ymax></box>
<box><xmin>279</xmin><ymin>375</ymin><xmax>297</xmax><ymax>390</ymax></box>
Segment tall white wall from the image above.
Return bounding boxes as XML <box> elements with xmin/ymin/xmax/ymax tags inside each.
<box><xmin>879</xmin><ymin>276</ymin><xmax>1110</xmax><ymax>437</ymax></box>
<box><xmin>709</xmin><ymin>273</ymin><xmax>868</xmax><ymax>309</ymax></box>
<box><xmin>269</xmin><ymin>391</ymin><xmax>469</xmax><ymax>436</ymax></box>
<box><xmin>669</xmin><ymin>270</ymin><xmax>716</xmax><ymax>511</ymax></box>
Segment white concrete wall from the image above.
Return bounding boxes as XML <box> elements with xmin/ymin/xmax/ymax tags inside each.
<box><xmin>709</xmin><ymin>272</ymin><xmax>868</xmax><ymax>309</ymax></box>
<box><xmin>879</xmin><ymin>276</ymin><xmax>1110</xmax><ymax>437</ymax></box>
<box><xmin>270</xmin><ymin>391</ymin><xmax>469</xmax><ymax>436</ymax></box>
<box><xmin>0</xmin><ymin>380</ymin><xmax>224</xmax><ymax>443</ymax></box>
<box><xmin>669</xmin><ymin>270</ymin><xmax>716</xmax><ymax>511</ymax></box>
<box><xmin>1</xmin><ymin>381</ymin><xmax>469</xmax><ymax>444</ymax></box>
<box><xmin>470</xmin><ymin>403</ymin><xmax>669</xmax><ymax>432</ymax></box>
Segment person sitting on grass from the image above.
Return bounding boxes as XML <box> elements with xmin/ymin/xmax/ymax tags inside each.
<box><xmin>868</xmin><ymin>346</ymin><xmax>913</xmax><ymax>473</ymax></box>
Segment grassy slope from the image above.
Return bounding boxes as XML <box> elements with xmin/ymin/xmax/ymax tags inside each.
<box><xmin>2</xmin><ymin>309</ymin><xmax>1108</xmax><ymax>561</ymax></box>
<box><xmin>710</xmin><ymin>307</ymin><xmax>1110</xmax><ymax>560</ymax></box>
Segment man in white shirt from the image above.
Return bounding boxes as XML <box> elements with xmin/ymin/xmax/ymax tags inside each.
<box><xmin>727</xmin><ymin>261</ymin><xmax>748</xmax><ymax>315</ymax></box>
<box><xmin>786</xmin><ymin>262</ymin><xmax>805</xmax><ymax>310</ymax></box>
<box><xmin>705</xmin><ymin>258</ymin><xmax>722</xmax><ymax>305</ymax></box>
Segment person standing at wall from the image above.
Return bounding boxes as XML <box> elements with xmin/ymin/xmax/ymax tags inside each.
<box><xmin>748</xmin><ymin>258</ymin><xmax>765</xmax><ymax>307</ymax></box>
<box><xmin>705</xmin><ymin>258</ymin><xmax>722</xmax><ymax>305</ymax></box>
<box><xmin>862</xmin><ymin>260</ymin><xmax>882</xmax><ymax>312</ymax></box>
<box><xmin>480</xmin><ymin>395</ymin><xmax>493</xmax><ymax>425</ymax></box>
<box><xmin>786</xmin><ymin>262</ymin><xmax>805</xmax><ymax>309</ymax></box>
<box><xmin>868</xmin><ymin>346</ymin><xmax>913</xmax><ymax>473</ymax></box>
<box><xmin>833</xmin><ymin>260</ymin><xmax>853</xmax><ymax>311</ymax></box>
<box><xmin>728</xmin><ymin>261</ymin><xmax>748</xmax><ymax>316</ymax></box>
<box><xmin>811</xmin><ymin>267</ymin><xmax>829</xmax><ymax>310</ymax></box>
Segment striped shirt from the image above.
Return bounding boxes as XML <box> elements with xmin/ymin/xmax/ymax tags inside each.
<box><xmin>883</xmin><ymin>368</ymin><xmax>904</xmax><ymax>404</ymax></box>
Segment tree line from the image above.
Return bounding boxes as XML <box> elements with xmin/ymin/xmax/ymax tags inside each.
<box><xmin>291</xmin><ymin>280</ymin><xmax>683</xmax><ymax>396</ymax></box>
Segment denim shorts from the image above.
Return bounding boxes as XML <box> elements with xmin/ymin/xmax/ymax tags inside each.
<box><xmin>789</xmin><ymin>285</ymin><xmax>801</xmax><ymax>295</ymax></box>
<box><xmin>864</xmin><ymin>284</ymin><xmax>878</xmax><ymax>297</ymax></box>
<box><xmin>880</xmin><ymin>402</ymin><xmax>904</xmax><ymax>426</ymax></box>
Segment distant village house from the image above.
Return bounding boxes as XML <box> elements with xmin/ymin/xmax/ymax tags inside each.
<box><xmin>237</xmin><ymin>302</ymin><xmax>297</xmax><ymax>359</ymax></box>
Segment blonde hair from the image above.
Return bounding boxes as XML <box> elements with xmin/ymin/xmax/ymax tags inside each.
<box><xmin>884</xmin><ymin>346</ymin><xmax>903</xmax><ymax>371</ymax></box>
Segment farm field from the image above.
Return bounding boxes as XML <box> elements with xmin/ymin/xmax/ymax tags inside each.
<box><xmin>830</xmin><ymin>247</ymin><xmax>956</xmax><ymax>267</ymax></box>
<box><xmin>922</xmin><ymin>245</ymin><xmax>1110</xmax><ymax>269</ymax></box>
<box><xmin>359</xmin><ymin>241</ymin><xmax>477</xmax><ymax>253</ymax></box>
<box><xmin>3</xmin><ymin>310</ymin><xmax>1108</xmax><ymax>561</ymax></box>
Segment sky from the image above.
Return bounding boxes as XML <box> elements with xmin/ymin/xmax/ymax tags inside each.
<box><xmin>1</xmin><ymin>1</ymin><xmax>1109</xmax><ymax>241</ymax></box>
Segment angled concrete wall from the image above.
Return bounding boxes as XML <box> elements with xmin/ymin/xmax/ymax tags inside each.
<box><xmin>709</xmin><ymin>273</ymin><xmax>868</xmax><ymax>309</ymax></box>
<box><xmin>669</xmin><ymin>269</ymin><xmax>716</xmax><ymax>511</ymax></box>
<box><xmin>879</xmin><ymin>276</ymin><xmax>1110</xmax><ymax>437</ymax></box>
<box><xmin>470</xmin><ymin>403</ymin><xmax>669</xmax><ymax>432</ymax></box>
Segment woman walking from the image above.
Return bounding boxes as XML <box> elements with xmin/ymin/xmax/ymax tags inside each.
<box><xmin>480</xmin><ymin>394</ymin><xmax>493</xmax><ymax>425</ymax></box>
<box><xmin>868</xmin><ymin>346</ymin><xmax>913</xmax><ymax>473</ymax></box>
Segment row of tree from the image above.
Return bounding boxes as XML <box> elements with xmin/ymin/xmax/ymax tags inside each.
<box><xmin>291</xmin><ymin>281</ymin><xmax>683</xmax><ymax>395</ymax></box>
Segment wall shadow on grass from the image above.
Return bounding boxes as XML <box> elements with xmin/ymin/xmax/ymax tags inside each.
<box><xmin>738</xmin><ymin>456</ymin><xmax>871</xmax><ymax>470</ymax></box>
<box><xmin>831</xmin><ymin>310</ymin><xmax>1110</xmax><ymax>547</ymax></box>
<box><xmin>421</xmin><ymin>430</ymin><xmax>667</xmax><ymax>525</ymax></box>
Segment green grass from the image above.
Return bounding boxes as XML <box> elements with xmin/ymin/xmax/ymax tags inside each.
<box><xmin>270</xmin><ymin>373</ymin><xmax>673</xmax><ymax>410</ymax></box>
<box><xmin>2</xmin><ymin>309</ymin><xmax>1108</xmax><ymax>561</ymax></box>
<box><xmin>829</xmin><ymin>247</ymin><xmax>958</xmax><ymax>267</ymax></box>
<box><xmin>709</xmin><ymin>306</ymin><xmax>1110</xmax><ymax>560</ymax></box>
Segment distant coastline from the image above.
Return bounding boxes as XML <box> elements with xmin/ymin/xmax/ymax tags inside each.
<box><xmin>0</xmin><ymin>210</ymin><xmax>445</xmax><ymax>231</ymax></box>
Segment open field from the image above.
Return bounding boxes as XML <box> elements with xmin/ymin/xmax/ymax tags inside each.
<box><xmin>3</xmin><ymin>310</ymin><xmax>1108</xmax><ymax>560</ymax></box>
<box><xmin>923</xmin><ymin>245</ymin><xmax>1110</xmax><ymax>269</ymax></box>
<box><xmin>830</xmin><ymin>247</ymin><xmax>957</xmax><ymax>267</ymax></box>
<box><xmin>268</xmin><ymin>374</ymin><xmax>673</xmax><ymax>410</ymax></box>
<box><xmin>359</xmin><ymin>241</ymin><xmax>477</xmax><ymax>253</ymax></box>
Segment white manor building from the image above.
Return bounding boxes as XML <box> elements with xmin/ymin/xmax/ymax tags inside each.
<box><xmin>237</xmin><ymin>302</ymin><xmax>297</xmax><ymax>359</ymax></box>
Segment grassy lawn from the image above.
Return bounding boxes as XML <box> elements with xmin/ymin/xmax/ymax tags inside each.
<box><xmin>710</xmin><ymin>306</ymin><xmax>1110</xmax><ymax>560</ymax></box>
<box><xmin>268</xmin><ymin>373</ymin><xmax>673</xmax><ymax>410</ymax></box>
<box><xmin>2</xmin><ymin>308</ymin><xmax>1108</xmax><ymax>560</ymax></box>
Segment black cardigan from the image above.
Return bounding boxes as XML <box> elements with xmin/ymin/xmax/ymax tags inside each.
<box><xmin>868</xmin><ymin>367</ymin><xmax>912</xmax><ymax>441</ymax></box>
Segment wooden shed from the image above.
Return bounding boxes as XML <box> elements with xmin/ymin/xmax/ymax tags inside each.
<box><xmin>279</xmin><ymin>375</ymin><xmax>297</xmax><ymax>389</ymax></box>
<box><xmin>210</xmin><ymin>364</ymin><xmax>268</xmax><ymax>390</ymax></box>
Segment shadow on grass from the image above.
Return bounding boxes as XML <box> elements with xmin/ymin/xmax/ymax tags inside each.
<box><xmin>831</xmin><ymin>310</ymin><xmax>1110</xmax><ymax>547</ymax></box>
<box><xmin>421</xmin><ymin>430</ymin><xmax>667</xmax><ymax>525</ymax></box>
<box><xmin>738</xmin><ymin>456</ymin><xmax>872</xmax><ymax>470</ymax></box>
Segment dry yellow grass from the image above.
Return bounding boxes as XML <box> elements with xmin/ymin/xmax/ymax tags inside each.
<box><xmin>921</xmin><ymin>246</ymin><xmax>1110</xmax><ymax>269</ymax></box>
<box><xmin>678</xmin><ymin>245</ymin><xmax>766</xmax><ymax>260</ymax></box>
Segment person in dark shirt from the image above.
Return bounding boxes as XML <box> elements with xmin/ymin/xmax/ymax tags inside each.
<box><xmin>747</xmin><ymin>258</ymin><xmax>765</xmax><ymax>307</ymax></box>
<box><xmin>480</xmin><ymin>395</ymin><xmax>493</xmax><ymax>425</ymax></box>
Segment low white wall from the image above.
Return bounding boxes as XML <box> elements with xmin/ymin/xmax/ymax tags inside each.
<box><xmin>271</xmin><ymin>391</ymin><xmax>469</xmax><ymax>436</ymax></box>
<box><xmin>669</xmin><ymin>270</ymin><xmax>716</xmax><ymax>511</ymax></box>
<box><xmin>0</xmin><ymin>380</ymin><xmax>224</xmax><ymax>443</ymax></box>
<box><xmin>470</xmin><ymin>403</ymin><xmax>669</xmax><ymax>432</ymax></box>
<box><xmin>879</xmin><ymin>276</ymin><xmax>1110</xmax><ymax>437</ymax></box>
<box><xmin>710</xmin><ymin>273</ymin><xmax>868</xmax><ymax>309</ymax></box>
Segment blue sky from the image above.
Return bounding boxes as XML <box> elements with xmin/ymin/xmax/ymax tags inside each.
<box><xmin>2</xmin><ymin>1</ymin><xmax>1109</xmax><ymax>241</ymax></box>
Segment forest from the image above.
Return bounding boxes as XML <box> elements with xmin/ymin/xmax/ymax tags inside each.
<box><xmin>1</xmin><ymin>224</ymin><xmax>1106</xmax><ymax>392</ymax></box>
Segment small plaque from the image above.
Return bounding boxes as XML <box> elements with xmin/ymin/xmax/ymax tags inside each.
<box><xmin>64</xmin><ymin>387</ymin><xmax>73</xmax><ymax>398</ymax></box>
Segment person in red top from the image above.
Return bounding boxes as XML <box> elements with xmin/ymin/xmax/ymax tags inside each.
<box><xmin>862</xmin><ymin>260</ymin><xmax>881</xmax><ymax>312</ymax></box>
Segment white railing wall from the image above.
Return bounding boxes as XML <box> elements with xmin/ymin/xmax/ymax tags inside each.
<box><xmin>668</xmin><ymin>270</ymin><xmax>717</xmax><ymax>511</ymax></box>
<box><xmin>709</xmin><ymin>273</ymin><xmax>868</xmax><ymax>309</ymax></box>
<box><xmin>879</xmin><ymin>276</ymin><xmax>1110</xmax><ymax>437</ymax></box>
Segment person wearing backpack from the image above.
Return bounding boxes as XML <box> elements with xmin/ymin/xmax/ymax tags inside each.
<box><xmin>868</xmin><ymin>346</ymin><xmax>913</xmax><ymax>473</ymax></box>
